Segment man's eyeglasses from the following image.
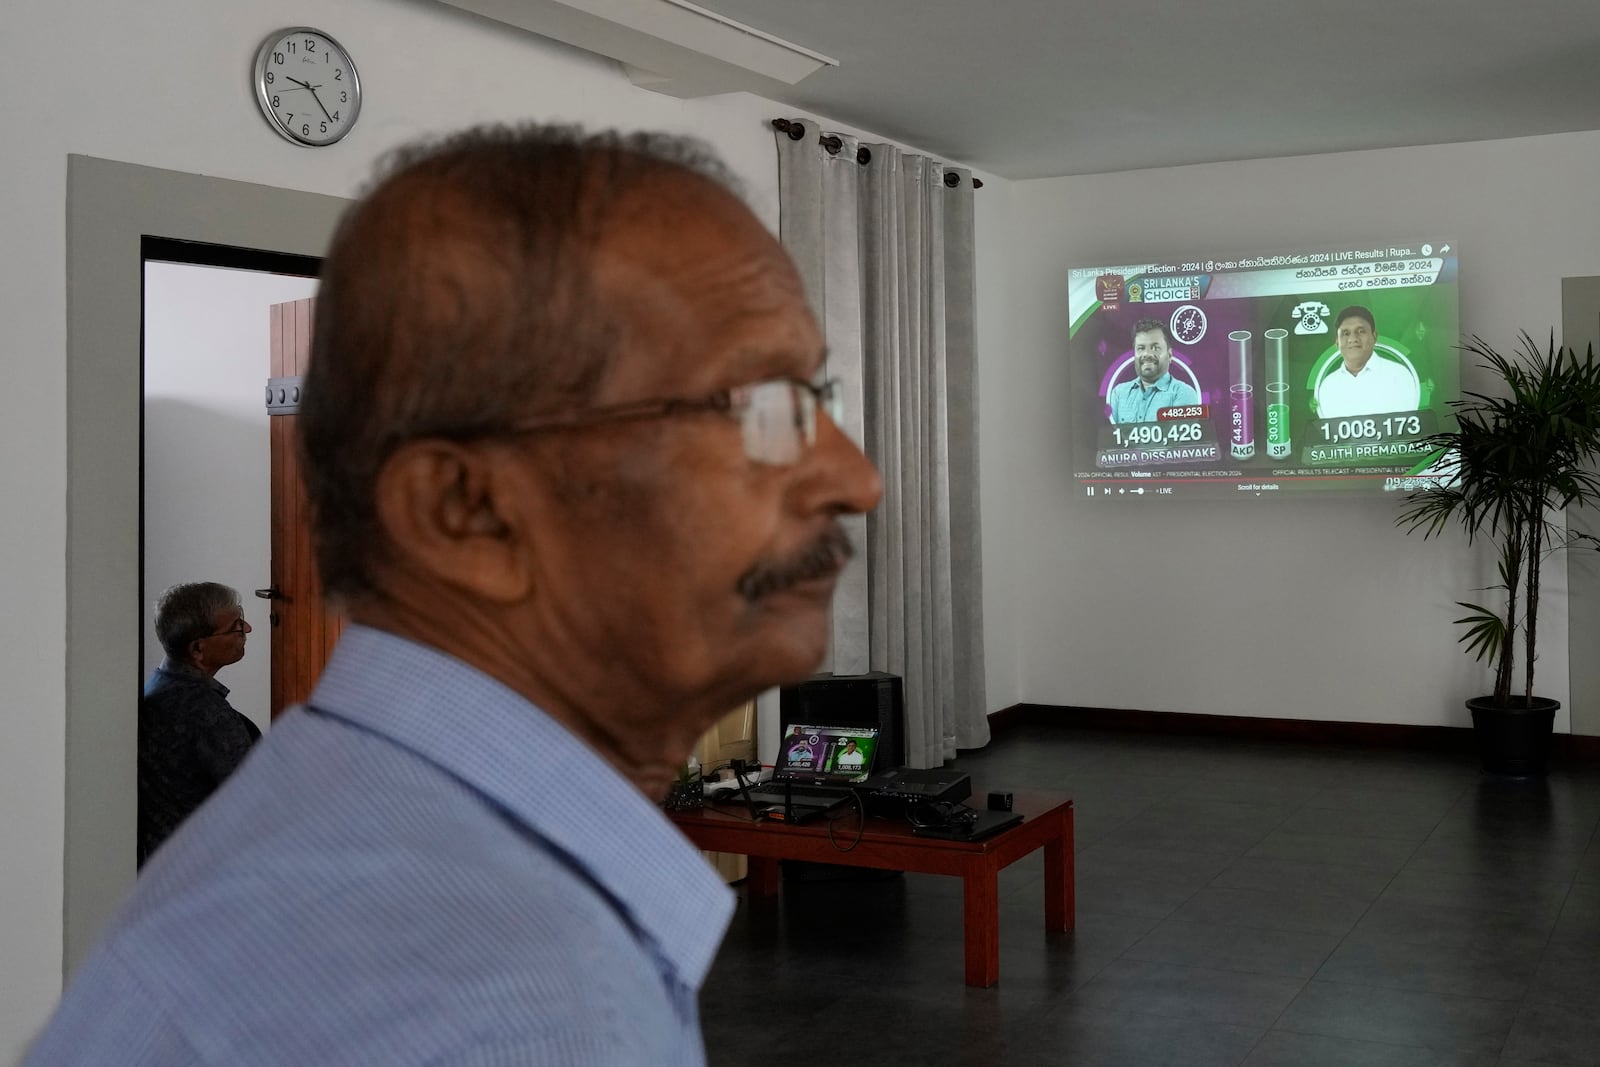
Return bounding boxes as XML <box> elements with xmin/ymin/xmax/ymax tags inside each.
<box><xmin>482</xmin><ymin>377</ymin><xmax>844</xmax><ymax>466</ymax></box>
<box><xmin>200</xmin><ymin>618</ymin><xmax>248</xmax><ymax>640</ymax></box>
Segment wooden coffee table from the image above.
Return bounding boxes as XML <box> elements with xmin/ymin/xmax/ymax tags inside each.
<box><xmin>670</xmin><ymin>789</ymin><xmax>1073</xmax><ymax>987</ymax></box>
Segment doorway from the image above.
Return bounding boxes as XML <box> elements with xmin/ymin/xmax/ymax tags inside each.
<box><xmin>141</xmin><ymin>243</ymin><xmax>319</xmax><ymax>733</ymax></box>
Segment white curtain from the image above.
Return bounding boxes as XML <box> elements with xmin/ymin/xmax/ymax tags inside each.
<box><xmin>775</xmin><ymin>124</ymin><xmax>989</xmax><ymax>767</ymax></box>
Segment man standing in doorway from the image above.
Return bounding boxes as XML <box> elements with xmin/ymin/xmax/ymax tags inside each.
<box><xmin>138</xmin><ymin>581</ymin><xmax>259</xmax><ymax>866</ymax></box>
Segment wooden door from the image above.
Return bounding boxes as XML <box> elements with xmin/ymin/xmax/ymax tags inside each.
<box><xmin>267</xmin><ymin>297</ymin><xmax>343</xmax><ymax>717</ymax></box>
<box><xmin>695</xmin><ymin>701</ymin><xmax>757</xmax><ymax>882</ymax></box>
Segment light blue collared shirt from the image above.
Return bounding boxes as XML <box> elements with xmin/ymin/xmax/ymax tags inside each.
<box><xmin>26</xmin><ymin>625</ymin><xmax>734</xmax><ymax>1066</ymax></box>
<box><xmin>1108</xmin><ymin>371</ymin><xmax>1200</xmax><ymax>424</ymax></box>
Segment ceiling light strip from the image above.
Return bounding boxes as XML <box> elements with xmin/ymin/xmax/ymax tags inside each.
<box><xmin>656</xmin><ymin>0</ymin><xmax>838</xmax><ymax>66</ymax></box>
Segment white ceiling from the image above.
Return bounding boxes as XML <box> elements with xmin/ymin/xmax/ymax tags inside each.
<box><xmin>451</xmin><ymin>0</ymin><xmax>1600</xmax><ymax>180</ymax></box>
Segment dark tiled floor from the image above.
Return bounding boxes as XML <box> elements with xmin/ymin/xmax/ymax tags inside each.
<box><xmin>700</xmin><ymin>726</ymin><xmax>1600</xmax><ymax>1065</ymax></box>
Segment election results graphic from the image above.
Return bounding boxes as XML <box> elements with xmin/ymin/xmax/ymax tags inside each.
<box><xmin>1066</xmin><ymin>241</ymin><xmax>1460</xmax><ymax>500</ymax></box>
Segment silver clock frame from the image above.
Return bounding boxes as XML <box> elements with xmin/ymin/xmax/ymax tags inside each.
<box><xmin>253</xmin><ymin>26</ymin><xmax>362</xmax><ymax>147</ymax></box>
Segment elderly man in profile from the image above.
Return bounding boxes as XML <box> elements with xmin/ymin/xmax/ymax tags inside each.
<box><xmin>138</xmin><ymin>581</ymin><xmax>259</xmax><ymax>866</ymax></box>
<box><xmin>27</xmin><ymin>126</ymin><xmax>881</xmax><ymax>1065</ymax></box>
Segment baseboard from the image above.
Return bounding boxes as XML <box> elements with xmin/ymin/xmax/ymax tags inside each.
<box><xmin>986</xmin><ymin>703</ymin><xmax>1600</xmax><ymax>763</ymax></box>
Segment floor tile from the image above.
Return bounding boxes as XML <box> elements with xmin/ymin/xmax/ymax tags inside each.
<box><xmin>1002</xmin><ymin>1003</ymin><xmax>1264</xmax><ymax>1067</ymax></box>
<box><xmin>1246</xmin><ymin>829</ymin><xmax>1420</xmax><ymax>874</ymax></box>
<box><xmin>1403</xmin><ymin>836</ymin><xmax>1585</xmax><ymax>881</ymax></box>
<box><xmin>1172</xmin><ymin>885</ymin><xmax>1372</xmax><ymax>937</ymax></box>
<box><xmin>1124</xmin><ymin>918</ymin><xmax>1338</xmax><ymax>978</ymax></box>
<box><xmin>1069</xmin><ymin>958</ymin><xmax>1306</xmax><ymax>1028</ymax></box>
<box><xmin>1378</xmin><ymin>865</ymin><xmax>1571</xmax><ymax>918</ymax></box>
<box><xmin>1300</xmin><ymin>784</ymin><xmax>1468</xmax><ymax>819</ymax></box>
<box><xmin>1076</xmin><ymin>842</ymin><xmax>1238</xmax><ymax>884</ymax></box>
<box><xmin>1240</xmin><ymin>1029</ymin><xmax>1499</xmax><ymax>1065</ymax></box>
<box><xmin>1500</xmin><ymin>1001</ymin><xmax>1600</xmax><ymax>1065</ymax></box>
<box><xmin>1277</xmin><ymin>805</ymin><xmax>1444</xmax><ymax>842</ymax></box>
<box><xmin>1313</xmin><ymin>933</ymin><xmax>1540</xmax><ymax>1001</ymax></box>
<box><xmin>1275</xmin><ymin>980</ymin><xmax>1519</xmax><ymax>1052</ymax></box>
<box><xmin>1528</xmin><ymin>947</ymin><xmax>1600</xmax><ymax>1009</ymax></box>
<box><xmin>1354</xmin><ymin>896</ymin><xmax>1558</xmax><ymax>954</ymax></box>
<box><xmin>1211</xmin><ymin>855</ymin><xmax>1397</xmax><ymax>900</ymax></box>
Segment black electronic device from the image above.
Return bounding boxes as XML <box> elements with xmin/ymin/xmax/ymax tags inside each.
<box><xmin>910</xmin><ymin>808</ymin><xmax>1023</xmax><ymax>841</ymax></box>
<box><xmin>780</xmin><ymin>671</ymin><xmax>905</xmax><ymax>770</ymax></box>
<box><xmin>857</xmin><ymin>767</ymin><xmax>971</xmax><ymax>803</ymax></box>
<box><xmin>853</xmin><ymin>767</ymin><xmax>972</xmax><ymax>819</ymax></box>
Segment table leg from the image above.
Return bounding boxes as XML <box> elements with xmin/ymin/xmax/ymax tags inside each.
<box><xmin>962</xmin><ymin>865</ymin><xmax>1001</xmax><ymax>987</ymax></box>
<box><xmin>1043</xmin><ymin>806</ymin><xmax>1075</xmax><ymax>931</ymax></box>
<box><xmin>745</xmin><ymin>855</ymin><xmax>781</xmax><ymax>897</ymax></box>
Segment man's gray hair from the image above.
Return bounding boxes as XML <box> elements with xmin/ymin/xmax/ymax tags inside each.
<box><xmin>155</xmin><ymin>582</ymin><xmax>241</xmax><ymax>658</ymax></box>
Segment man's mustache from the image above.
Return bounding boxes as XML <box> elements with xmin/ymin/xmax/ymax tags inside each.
<box><xmin>737</xmin><ymin>526</ymin><xmax>855</xmax><ymax>601</ymax></box>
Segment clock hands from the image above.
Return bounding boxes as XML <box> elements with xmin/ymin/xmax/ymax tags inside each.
<box><xmin>306</xmin><ymin>86</ymin><xmax>336</xmax><ymax>125</ymax></box>
<box><xmin>284</xmin><ymin>75</ymin><xmax>336</xmax><ymax>124</ymax></box>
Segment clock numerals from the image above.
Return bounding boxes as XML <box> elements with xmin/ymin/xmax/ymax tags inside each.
<box><xmin>256</xmin><ymin>27</ymin><xmax>360</xmax><ymax>147</ymax></box>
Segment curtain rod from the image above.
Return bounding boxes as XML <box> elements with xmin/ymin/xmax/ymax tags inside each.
<box><xmin>770</xmin><ymin>118</ymin><xmax>984</xmax><ymax>189</ymax></box>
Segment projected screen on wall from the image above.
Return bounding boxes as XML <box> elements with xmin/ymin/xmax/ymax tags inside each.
<box><xmin>1068</xmin><ymin>240</ymin><xmax>1460</xmax><ymax>499</ymax></box>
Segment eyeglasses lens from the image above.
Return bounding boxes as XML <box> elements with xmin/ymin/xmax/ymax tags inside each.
<box><xmin>741</xmin><ymin>380</ymin><xmax>810</xmax><ymax>465</ymax></box>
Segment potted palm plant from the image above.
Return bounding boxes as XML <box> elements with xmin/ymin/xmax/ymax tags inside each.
<box><xmin>1397</xmin><ymin>332</ymin><xmax>1600</xmax><ymax>775</ymax></box>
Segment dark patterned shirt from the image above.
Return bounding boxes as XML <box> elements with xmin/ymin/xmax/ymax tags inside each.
<box><xmin>138</xmin><ymin>658</ymin><xmax>261</xmax><ymax>866</ymax></box>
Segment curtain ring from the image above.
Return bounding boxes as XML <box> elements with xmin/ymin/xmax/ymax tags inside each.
<box><xmin>856</xmin><ymin>146</ymin><xmax>872</xmax><ymax>165</ymax></box>
<box><xmin>943</xmin><ymin>172</ymin><xmax>961</xmax><ymax>188</ymax></box>
<box><xmin>820</xmin><ymin>134</ymin><xmax>843</xmax><ymax>156</ymax></box>
<box><xmin>770</xmin><ymin>118</ymin><xmax>806</xmax><ymax>141</ymax></box>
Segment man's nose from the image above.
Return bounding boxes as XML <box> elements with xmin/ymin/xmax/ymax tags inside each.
<box><xmin>804</xmin><ymin>411</ymin><xmax>883</xmax><ymax>516</ymax></box>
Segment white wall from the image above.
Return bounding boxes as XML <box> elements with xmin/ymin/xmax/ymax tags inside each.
<box><xmin>992</xmin><ymin>131</ymin><xmax>1600</xmax><ymax>730</ymax></box>
<box><xmin>142</xmin><ymin>263</ymin><xmax>320</xmax><ymax>732</ymax></box>
<box><xmin>0</xmin><ymin>0</ymin><xmax>1003</xmax><ymax>1054</ymax></box>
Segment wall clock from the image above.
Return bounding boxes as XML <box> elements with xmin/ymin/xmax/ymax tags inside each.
<box><xmin>254</xmin><ymin>27</ymin><xmax>361</xmax><ymax>147</ymax></box>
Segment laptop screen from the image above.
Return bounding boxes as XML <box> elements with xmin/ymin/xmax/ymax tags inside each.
<box><xmin>773</xmin><ymin>723</ymin><xmax>880</xmax><ymax>785</ymax></box>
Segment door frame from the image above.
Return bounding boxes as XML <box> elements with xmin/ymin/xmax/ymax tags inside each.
<box><xmin>65</xmin><ymin>156</ymin><xmax>347</xmax><ymax>977</ymax></box>
<box><xmin>1564</xmin><ymin>276</ymin><xmax>1600</xmax><ymax>736</ymax></box>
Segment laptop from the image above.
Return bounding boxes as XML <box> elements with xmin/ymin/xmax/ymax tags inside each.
<box><xmin>740</xmin><ymin>723</ymin><xmax>881</xmax><ymax>822</ymax></box>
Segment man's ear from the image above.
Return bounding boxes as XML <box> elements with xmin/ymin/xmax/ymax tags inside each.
<box><xmin>372</xmin><ymin>440</ymin><xmax>537</xmax><ymax>603</ymax></box>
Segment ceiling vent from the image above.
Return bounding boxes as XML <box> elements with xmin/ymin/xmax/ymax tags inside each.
<box><xmin>437</xmin><ymin>0</ymin><xmax>837</xmax><ymax>98</ymax></box>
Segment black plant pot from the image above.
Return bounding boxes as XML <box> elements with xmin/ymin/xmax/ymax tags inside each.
<box><xmin>1466</xmin><ymin>696</ymin><xmax>1559</xmax><ymax>777</ymax></box>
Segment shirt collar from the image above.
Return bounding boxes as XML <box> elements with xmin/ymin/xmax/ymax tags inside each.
<box><xmin>157</xmin><ymin>656</ymin><xmax>230</xmax><ymax>698</ymax></box>
<box><xmin>306</xmin><ymin>625</ymin><xmax>734</xmax><ymax>987</ymax></box>
<box><xmin>1137</xmin><ymin>372</ymin><xmax>1175</xmax><ymax>392</ymax></box>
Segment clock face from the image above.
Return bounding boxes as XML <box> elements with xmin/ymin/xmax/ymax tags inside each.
<box><xmin>254</xmin><ymin>28</ymin><xmax>361</xmax><ymax>147</ymax></box>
